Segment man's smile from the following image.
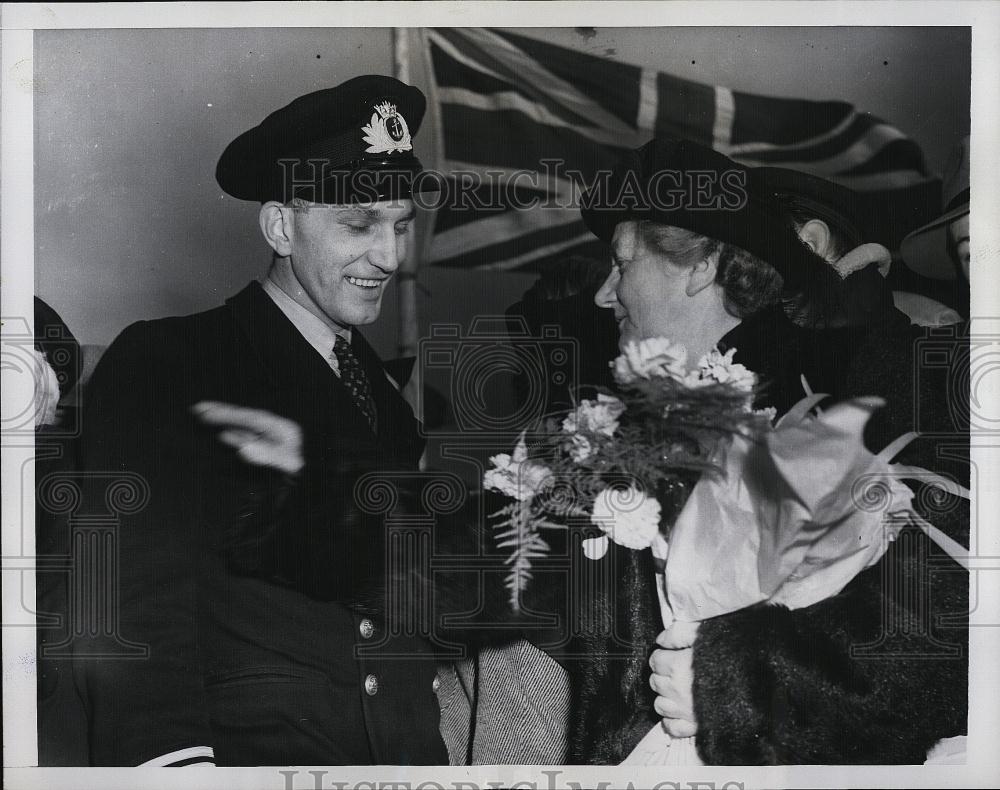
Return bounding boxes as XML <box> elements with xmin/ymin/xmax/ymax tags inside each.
<box><xmin>346</xmin><ymin>275</ymin><xmax>386</xmax><ymax>289</ymax></box>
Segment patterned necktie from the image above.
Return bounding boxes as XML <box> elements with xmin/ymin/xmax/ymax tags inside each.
<box><xmin>332</xmin><ymin>335</ymin><xmax>377</xmax><ymax>432</ymax></box>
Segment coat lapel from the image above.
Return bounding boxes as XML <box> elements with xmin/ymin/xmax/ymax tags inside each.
<box><xmin>224</xmin><ymin>281</ymin><xmax>422</xmax><ymax>464</ymax></box>
<box><xmin>225</xmin><ymin>282</ymin><xmax>367</xmax><ymax>442</ymax></box>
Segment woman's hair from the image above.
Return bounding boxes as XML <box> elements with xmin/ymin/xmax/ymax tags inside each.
<box><xmin>775</xmin><ymin>195</ymin><xmax>861</xmax><ymax>262</ymax></box>
<box><xmin>636</xmin><ymin>221</ymin><xmax>784</xmax><ymax>319</ymax></box>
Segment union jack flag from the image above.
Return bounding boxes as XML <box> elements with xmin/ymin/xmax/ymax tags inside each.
<box><xmin>422</xmin><ymin>27</ymin><xmax>940</xmax><ymax>270</ymax></box>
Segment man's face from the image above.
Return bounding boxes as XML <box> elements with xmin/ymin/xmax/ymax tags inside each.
<box><xmin>594</xmin><ymin>221</ymin><xmax>696</xmax><ymax>350</ymax></box>
<box><xmin>282</xmin><ymin>199</ymin><xmax>415</xmax><ymax>329</ymax></box>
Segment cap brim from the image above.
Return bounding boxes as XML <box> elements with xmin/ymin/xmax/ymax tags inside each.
<box><xmin>899</xmin><ymin>203</ymin><xmax>968</xmax><ymax>280</ymax></box>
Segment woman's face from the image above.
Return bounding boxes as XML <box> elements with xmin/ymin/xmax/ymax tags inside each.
<box><xmin>948</xmin><ymin>212</ymin><xmax>970</xmax><ymax>281</ymax></box>
<box><xmin>594</xmin><ymin>221</ymin><xmax>703</xmax><ymax>350</ymax></box>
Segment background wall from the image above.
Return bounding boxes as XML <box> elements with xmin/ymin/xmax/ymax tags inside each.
<box><xmin>36</xmin><ymin>26</ymin><xmax>971</xmax><ymax>354</ymax></box>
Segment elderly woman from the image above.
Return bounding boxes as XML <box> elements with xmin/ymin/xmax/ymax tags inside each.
<box><xmin>574</xmin><ymin>137</ymin><xmax>968</xmax><ymax>764</ymax></box>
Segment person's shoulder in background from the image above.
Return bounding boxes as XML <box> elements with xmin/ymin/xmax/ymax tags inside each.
<box><xmin>892</xmin><ymin>290</ymin><xmax>963</xmax><ymax>328</ymax></box>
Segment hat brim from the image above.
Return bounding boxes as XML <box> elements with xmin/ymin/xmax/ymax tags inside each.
<box><xmin>751</xmin><ymin>167</ymin><xmax>865</xmax><ymax>245</ymax></box>
<box><xmin>899</xmin><ymin>202</ymin><xmax>968</xmax><ymax>280</ymax></box>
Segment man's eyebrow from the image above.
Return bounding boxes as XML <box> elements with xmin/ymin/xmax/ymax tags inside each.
<box><xmin>335</xmin><ymin>206</ymin><xmax>380</xmax><ymax>219</ymax></box>
<box><xmin>333</xmin><ymin>207</ymin><xmax>416</xmax><ymax>222</ymax></box>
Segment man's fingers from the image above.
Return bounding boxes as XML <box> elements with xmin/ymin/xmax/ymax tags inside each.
<box><xmin>193</xmin><ymin>401</ymin><xmax>299</xmax><ymax>438</ymax></box>
<box><xmin>217</xmin><ymin>429</ymin><xmax>260</xmax><ymax>448</ymax></box>
<box><xmin>237</xmin><ymin>442</ymin><xmax>302</xmax><ymax>475</ymax></box>
<box><xmin>214</xmin><ymin>420</ymin><xmax>304</xmax><ymax>475</ymax></box>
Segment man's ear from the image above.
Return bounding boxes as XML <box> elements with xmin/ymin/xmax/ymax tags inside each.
<box><xmin>685</xmin><ymin>249</ymin><xmax>719</xmax><ymax>296</ymax></box>
<box><xmin>259</xmin><ymin>201</ymin><xmax>293</xmax><ymax>257</ymax></box>
<box><xmin>796</xmin><ymin>219</ymin><xmax>834</xmax><ymax>260</ymax></box>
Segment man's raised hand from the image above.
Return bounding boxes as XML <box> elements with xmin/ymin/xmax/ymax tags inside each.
<box><xmin>193</xmin><ymin>401</ymin><xmax>304</xmax><ymax>475</ymax></box>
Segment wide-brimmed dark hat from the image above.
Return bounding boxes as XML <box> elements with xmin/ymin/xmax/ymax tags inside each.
<box><xmin>216</xmin><ymin>75</ymin><xmax>437</xmax><ymax>204</ymax></box>
<box><xmin>900</xmin><ymin>136</ymin><xmax>969</xmax><ymax>280</ymax></box>
<box><xmin>579</xmin><ymin>137</ymin><xmax>846</xmax><ymax>320</ymax></box>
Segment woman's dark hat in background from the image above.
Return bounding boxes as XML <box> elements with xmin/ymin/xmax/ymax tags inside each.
<box><xmin>579</xmin><ymin>137</ymin><xmax>846</xmax><ymax>322</ymax></box>
<box><xmin>216</xmin><ymin>75</ymin><xmax>438</xmax><ymax>204</ymax></box>
<box><xmin>900</xmin><ymin>136</ymin><xmax>970</xmax><ymax>280</ymax></box>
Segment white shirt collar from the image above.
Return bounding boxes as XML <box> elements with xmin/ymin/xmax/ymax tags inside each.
<box><xmin>261</xmin><ymin>277</ymin><xmax>350</xmax><ymax>369</ymax></box>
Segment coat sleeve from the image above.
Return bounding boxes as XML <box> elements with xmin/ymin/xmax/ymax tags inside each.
<box><xmin>77</xmin><ymin>322</ymin><xmax>217</xmax><ymax>766</ymax></box>
<box><xmin>691</xmin><ymin>529</ymin><xmax>968</xmax><ymax>765</ymax></box>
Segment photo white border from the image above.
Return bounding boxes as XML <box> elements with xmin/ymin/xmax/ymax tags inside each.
<box><xmin>3</xmin><ymin>2</ymin><xmax>999</xmax><ymax>788</ymax></box>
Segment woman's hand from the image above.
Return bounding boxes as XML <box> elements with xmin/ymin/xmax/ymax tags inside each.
<box><xmin>192</xmin><ymin>401</ymin><xmax>304</xmax><ymax>475</ymax></box>
<box><xmin>649</xmin><ymin>620</ymin><xmax>699</xmax><ymax>738</ymax></box>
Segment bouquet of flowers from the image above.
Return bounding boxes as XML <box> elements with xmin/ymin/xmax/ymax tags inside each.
<box><xmin>484</xmin><ymin>336</ymin><xmax>970</xmax><ymax>764</ymax></box>
<box><xmin>484</xmin><ymin>337</ymin><xmax>767</xmax><ymax>609</ymax></box>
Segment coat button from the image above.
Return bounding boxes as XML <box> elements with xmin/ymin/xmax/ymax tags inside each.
<box><xmin>359</xmin><ymin>618</ymin><xmax>375</xmax><ymax>639</ymax></box>
<box><xmin>432</xmin><ymin>676</ymin><xmax>441</xmax><ymax>693</ymax></box>
<box><xmin>364</xmin><ymin>674</ymin><xmax>379</xmax><ymax>696</ymax></box>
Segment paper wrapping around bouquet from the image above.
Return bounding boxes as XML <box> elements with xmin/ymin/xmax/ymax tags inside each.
<box><xmin>620</xmin><ymin>723</ymin><xmax>703</xmax><ymax>766</ymax></box>
<box><xmin>623</xmin><ymin>396</ymin><xmax>970</xmax><ymax>767</ymax></box>
<box><xmin>664</xmin><ymin>397</ymin><xmax>932</xmax><ymax>622</ymax></box>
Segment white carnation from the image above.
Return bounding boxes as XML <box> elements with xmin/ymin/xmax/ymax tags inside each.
<box><xmin>590</xmin><ymin>486</ymin><xmax>661</xmax><ymax>550</ymax></box>
<box><xmin>483</xmin><ymin>436</ymin><xmax>551</xmax><ymax>501</ymax></box>
<box><xmin>567</xmin><ymin>433</ymin><xmax>593</xmax><ymax>463</ymax></box>
<box><xmin>692</xmin><ymin>347</ymin><xmax>756</xmax><ymax>392</ymax></box>
<box><xmin>562</xmin><ymin>393</ymin><xmax>626</xmax><ymax>437</ymax></box>
<box><xmin>33</xmin><ymin>349</ymin><xmax>61</xmax><ymax>428</ymax></box>
<box><xmin>612</xmin><ymin>337</ymin><xmax>688</xmax><ymax>385</ymax></box>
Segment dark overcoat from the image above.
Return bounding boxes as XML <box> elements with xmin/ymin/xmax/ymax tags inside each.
<box><xmin>569</xmin><ymin>306</ymin><xmax>970</xmax><ymax>764</ymax></box>
<box><xmin>74</xmin><ymin>281</ymin><xmax>448</xmax><ymax>766</ymax></box>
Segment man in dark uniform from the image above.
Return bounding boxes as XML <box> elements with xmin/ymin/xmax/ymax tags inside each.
<box><xmin>76</xmin><ymin>75</ymin><xmax>448</xmax><ymax>766</ymax></box>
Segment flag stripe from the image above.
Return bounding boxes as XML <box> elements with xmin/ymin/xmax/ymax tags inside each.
<box><xmin>442</xmin><ymin>28</ymin><xmax>646</xmax><ymax>144</ymax></box>
<box><xmin>437</xmin><ymin>86</ymin><xmax>645</xmax><ymax>150</ymax></box>
<box><xmin>712</xmin><ymin>86</ymin><xmax>736</xmax><ymax>152</ymax></box>
<box><xmin>431</xmin><ymin>201</ymin><xmax>582</xmax><ymax>261</ymax></box>
<box><xmin>428</xmin><ymin>34</ymin><xmax>591</xmax><ymax>129</ymax></box>
<box><xmin>429</xmin><ymin>40</ymin><xmax>521</xmax><ymax>96</ymax></box>
<box><xmin>731</xmin><ymin>93</ymin><xmax>855</xmax><ymax>146</ymax></box>
<box><xmin>430</xmin><ymin>29</ymin><xmax>598</xmax><ymax>129</ymax></box>
<box><xmin>495</xmin><ymin>232</ymin><xmax>604</xmax><ymax>272</ymax></box>
<box><xmin>653</xmin><ymin>71</ymin><xmax>716</xmax><ymax>145</ymax></box>
<box><xmin>439</xmin><ymin>104</ymin><xmax>627</xmax><ymax>182</ymax></box>
<box><xmin>733</xmin><ymin>123</ymin><xmax>913</xmax><ymax>176</ymax></box>
<box><xmin>727</xmin><ymin>108</ymin><xmax>859</xmax><ymax>156</ymax></box>
<box><xmin>438</xmin><ymin>161</ymin><xmax>581</xmax><ymax>201</ymax></box>
<box><xmin>732</xmin><ymin>116</ymin><xmax>903</xmax><ymax>165</ymax></box>
<box><xmin>491</xmin><ymin>29</ymin><xmax>642</xmax><ymax>130</ymax></box>
<box><xmin>731</xmin><ymin>112</ymin><xmax>874</xmax><ymax>161</ymax></box>
<box><xmin>432</xmin><ymin>218</ymin><xmax>595</xmax><ymax>269</ymax></box>
<box><xmin>834</xmin><ymin>138</ymin><xmax>929</xmax><ymax>177</ymax></box>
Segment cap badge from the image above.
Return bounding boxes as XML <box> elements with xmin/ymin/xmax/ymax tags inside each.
<box><xmin>362</xmin><ymin>101</ymin><xmax>412</xmax><ymax>155</ymax></box>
